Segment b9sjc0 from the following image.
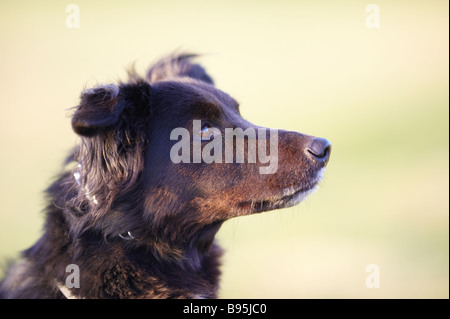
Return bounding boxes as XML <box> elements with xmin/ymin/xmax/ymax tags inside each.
<box><xmin>228</xmin><ymin>303</ymin><xmax>267</xmax><ymax>315</ymax></box>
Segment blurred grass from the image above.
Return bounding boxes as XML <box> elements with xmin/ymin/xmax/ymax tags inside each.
<box><xmin>0</xmin><ymin>0</ymin><xmax>448</xmax><ymax>298</ymax></box>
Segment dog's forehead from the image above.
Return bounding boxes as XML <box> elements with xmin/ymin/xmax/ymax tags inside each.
<box><xmin>192</xmin><ymin>82</ymin><xmax>237</xmax><ymax>109</ymax></box>
<box><xmin>153</xmin><ymin>79</ymin><xmax>239</xmax><ymax>112</ymax></box>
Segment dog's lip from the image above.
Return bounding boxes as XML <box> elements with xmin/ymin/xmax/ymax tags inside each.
<box><xmin>239</xmin><ymin>168</ymin><xmax>325</xmax><ymax>213</ymax></box>
<box><xmin>275</xmin><ymin>186</ymin><xmax>318</xmax><ymax>207</ymax></box>
<box><xmin>263</xmin><ymin>185</ymin><xmax>316</xmax><ymax>211</ymax></box>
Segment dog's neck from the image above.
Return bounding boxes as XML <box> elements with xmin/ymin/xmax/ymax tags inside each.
<box><xmin>31</xmin><ymin>170</ymin><xmax>225</xmax><ymax>298</ymax></box>
<box><xmin>55</xmin><ymin>215</ymin><xmax>223</xmax><ymax>298</ymax></box>
<box><xmin>116</xmin><ymin>220</ymin><xmax>224</xmax><ymax>269</ymax></box>
<box><xmin>34</xmin><ymin>222</ymin><xmax>223</xmax><ymax>298</ymax></box>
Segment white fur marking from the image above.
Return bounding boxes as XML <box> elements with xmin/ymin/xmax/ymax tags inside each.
<box><xmin>57</xmin><ymin>282</ymin><xmax>80</xmax><ymax>299</ymax></box>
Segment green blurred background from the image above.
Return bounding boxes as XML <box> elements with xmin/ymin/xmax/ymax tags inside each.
<box><xmin>0</xmin><ymin>0</ymin><xmax>448</xmax><ymax>298</ymax></box>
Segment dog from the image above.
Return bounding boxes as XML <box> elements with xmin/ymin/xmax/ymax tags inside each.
<box><xmin>0</xmin><ymin>54</ymin><xmax>331</xmax><ymax>298</ymax></box>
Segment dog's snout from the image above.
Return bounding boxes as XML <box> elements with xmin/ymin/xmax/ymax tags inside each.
<box><xmin>306</xmin><ymin>137</ymin><xmax>331</xmax><ymax>165</ymax></box>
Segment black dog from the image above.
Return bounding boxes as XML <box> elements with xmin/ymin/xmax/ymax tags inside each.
<box><xmin>0</xmin><ymin>54</ymin><xmax>331</xmax><ymax>298</ymax></box>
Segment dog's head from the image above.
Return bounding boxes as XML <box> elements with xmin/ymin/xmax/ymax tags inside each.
<box><xmin>69</xmin><ymin>54</ymin><xmax>331</xmax><ymax>254</ymax></box>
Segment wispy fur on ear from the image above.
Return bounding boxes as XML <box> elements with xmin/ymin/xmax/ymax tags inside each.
<box><xmin>69</xmin><ymin>80</ymin><xmax>152</xmax><ymax>238</ymax></box>
<box><xmin>72</xmin><ymin>84</ymin><xmax>121</xmax><ymax>137</ymax></box>
<box><xmin>146</xmin><ymin>53</ymin><xmax>214</xmax><ymax>85</ymax></box>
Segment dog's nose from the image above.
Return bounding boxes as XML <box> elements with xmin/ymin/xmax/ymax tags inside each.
<box><xmin>306</xmin><ymin>137</ymin><xmax>331</xmax><ymax>166</ymax></box>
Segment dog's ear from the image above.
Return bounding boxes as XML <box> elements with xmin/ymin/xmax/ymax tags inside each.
<box><xmin>146</xmin><ymin>54</ymin><xmax>214</xmax><ymax>85</ymax></box>
<box><xmin>72</xmin><ymin>82</ymin><xmax>152</xmax><ymax>137</ymax></box>
<box><xmin>72</xmin><ymin>84</ymin><xmax>122</xmax><ymax>137</ymax></box>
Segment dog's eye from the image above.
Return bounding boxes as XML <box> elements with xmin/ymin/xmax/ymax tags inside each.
<box><xmin>200</xmin><ymin>124</ymin><xmax>214</xmax><ymax>141</ymax></box>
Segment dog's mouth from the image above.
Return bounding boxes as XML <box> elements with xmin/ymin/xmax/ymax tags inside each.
<box><xmin>237</xmin><ymin>168</ymin><xmax>326</xmax><ymax>214</ymax></box>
